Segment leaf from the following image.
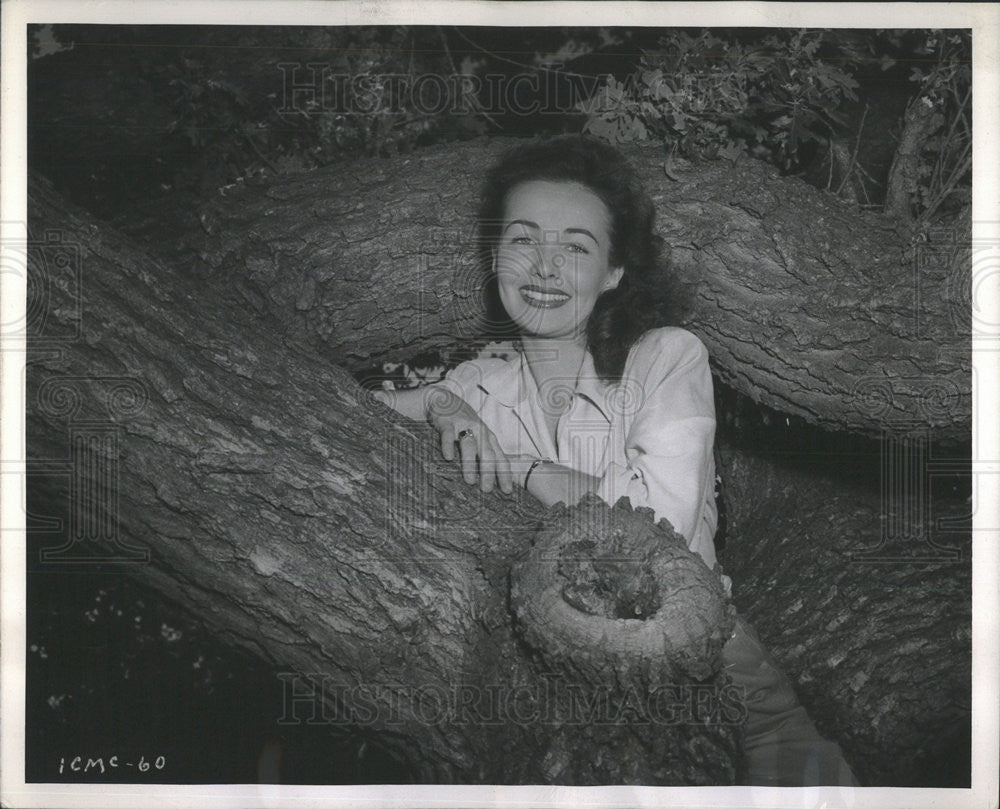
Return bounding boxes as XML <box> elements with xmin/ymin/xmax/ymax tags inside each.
<box><xmin>640</xmin><ymin>100</ymin><xmax>659</xmax><ymax>119</ymax></box>
<box><xmin>641</xmin><ymin>68</ymin><xmax>663</xmax><ymax>87</ymax></box>
<box><xmin>662</xmin><ymin>157</ymin><xmax>681</xmax><ymax>181</ymax></box>
<box><xmin>613</xmin><ymin>114</ymin><xmax>642</xmax><ymax>143</ymax></box>
<box><xmin>585</xmin><ymin>115</ymin><xmax>616</xmax><ymax>141</ymax></box>
<box><xmin>719</xmin><ymin>140</ymin><xmax>743</xmax><ymax>163</ymax></box>
<box><xmin>654</xmin><ymin>82</ymin><xmax>675</xmax><ymax>102</ymax></box>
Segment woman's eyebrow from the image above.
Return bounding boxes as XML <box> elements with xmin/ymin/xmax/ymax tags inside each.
<box><xmin>565</xmin><ymin>227</ymin><xmax>600</xmax><ymax>245</ymax></box>
<box><xmin>503</xmin><ymin>219</ymin><xmax>539</xmax><ymax>232</ymax></box>
<box><xmin>502</xmin><ymin>221</ymin><xmax>600</xmax><ymax>245</ymax></box>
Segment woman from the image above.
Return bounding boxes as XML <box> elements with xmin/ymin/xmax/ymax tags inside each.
<box><xmin>376</xmin><ymin>135</ymin><xmax>858</xmax><ymax>788</ymax></box>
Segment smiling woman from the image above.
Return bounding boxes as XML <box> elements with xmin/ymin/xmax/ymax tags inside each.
<box><xmin>375</xmin><ymin>135</ymin><xmax>859</xmax><ymax>787</ymax></box>
<box><xmin>494</xmin><ymin>180</ymin><xmax>623</xmax><ymax>341</ymax></box>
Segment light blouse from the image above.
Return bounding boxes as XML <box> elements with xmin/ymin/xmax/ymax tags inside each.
<box><xmin>436</xmin><ymin>327</ymin><xmax>726</xmax><ymax>586</ymax></box>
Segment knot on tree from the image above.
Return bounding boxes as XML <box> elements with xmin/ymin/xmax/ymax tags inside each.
<box><xmin>510</xmin><ymin>495</ymin><xmax>736</xmax><ymax>687</ymax></box>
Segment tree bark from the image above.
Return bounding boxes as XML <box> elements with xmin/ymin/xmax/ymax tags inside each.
<box><xmin>27</xmin><ymin>160</ymin><xmax>972</xmax><ymax>785</ymax></box>
<box><xmin>26</xmin><ymin>175</ymin><xmax>742</xmax><ymax>785</ymax></box>
<box><xmin>884</xmin><ymin>96</ymin><xmax>945</xmax><ymax>220</ymax></box>
<box><xmin>118</xmin><ymin>137</ymin><xmax>971</xmax><ymax>443</ymax></box>
<box><xmin>716</xmin><ymin>441</ymin><xmax>971</xmax><ymax>787</ymax></box>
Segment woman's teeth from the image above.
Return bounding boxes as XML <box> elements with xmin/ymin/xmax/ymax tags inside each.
<box><xmin>520</xmin><ymin>287</ymin><xmax>570</xmax><ymax>308</ymax></box>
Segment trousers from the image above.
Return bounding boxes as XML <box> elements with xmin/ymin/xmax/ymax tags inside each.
<box><xmin>722</xmin><ymin>615</ymin><xmax>861</xmax><ymax>787</ymax></box>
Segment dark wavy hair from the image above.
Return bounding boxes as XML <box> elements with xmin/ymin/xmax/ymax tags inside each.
<box><xmin>478</xmin><ymin>134</ymin><xmax>685</xmax><ymax>382</ymax></box>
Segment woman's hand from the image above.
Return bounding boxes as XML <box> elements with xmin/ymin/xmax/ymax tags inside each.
<box><xmin>425</xmin><ymin>388</ymin><xmax>514</xmax><ymax>495</ymax></box>
<box><xmin>512</xmin><ymin>454</ymin><xmax>601</xmax><ymax>509</ymax></box>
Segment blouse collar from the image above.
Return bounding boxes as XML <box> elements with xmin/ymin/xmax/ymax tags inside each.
<box><xmin>475</xmin><ymin>348</ymin><xmax>616</xmax><ymax>422</ymax></box>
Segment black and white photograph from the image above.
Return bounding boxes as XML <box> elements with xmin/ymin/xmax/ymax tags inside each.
<box><xmin>2</xmin><ymin>2</ymin><xmax>998</xmax><ymax>807</ymax></box>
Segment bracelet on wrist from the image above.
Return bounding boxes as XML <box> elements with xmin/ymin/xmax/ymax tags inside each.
<box><xmin>523</xmin><ymin>458</ymin><xmax>553</xmax><ymax>488</ymax></box>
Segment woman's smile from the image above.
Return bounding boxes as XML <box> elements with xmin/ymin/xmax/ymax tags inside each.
<box><xmin>519</xmin><ymin>284</ymin><xmax>571</xmax><ymax>308</ymax></box>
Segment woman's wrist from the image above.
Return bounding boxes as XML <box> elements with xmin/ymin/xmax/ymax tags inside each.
<box><xmin>523</xmin><ymin>458</ymin><xmax>553</xmax><ymax>489</ymax></box>
<box><xmin>422</xmin><ymin>385</ymin><xmax>456</xmax><ymax>423</ymax></box>
<box><xmin>523</xmin><ymin>460</ymin><xmax>601</xmax><ymax>508</ymax></box>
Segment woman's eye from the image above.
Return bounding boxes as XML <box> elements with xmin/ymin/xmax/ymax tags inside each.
<box><xmin>510</xmin><ymin>235</ymin><xmax>534</xmax><ymax>245</ymax></box>
<box><xmin>566</xmin><ymin>243</ymin><xmax>590</xmax><ymax>254</ymax></box>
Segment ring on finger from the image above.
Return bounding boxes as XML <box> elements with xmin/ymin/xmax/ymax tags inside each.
<box><xmin>457</xmin><ymin>428</ymin><xmax>475</xmax><ymax>441</ymax></box>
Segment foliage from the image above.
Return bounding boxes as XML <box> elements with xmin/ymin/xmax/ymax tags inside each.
<box><xmin>34</xmin><ymin>26</ymin><xmax>972</xmax><ymax>225</ymax></box>
<box><xmin>43</xmin><ymin>25</ymin><xmax>485</xmax><ymax>203</ymax></box>
<box><xmin>580</xmin><ymin>28</ymin><xmax>971</xmax><ymax>222</ymax></box>
<box><xmin>581</xmin><ymin>30</ymin><xmax>860</xmax><ymax>170</ymax></box>
<box><xmin>900</xmin><ymin>30</ymin><xmax>971</xmax><ymax>221</ymax></box>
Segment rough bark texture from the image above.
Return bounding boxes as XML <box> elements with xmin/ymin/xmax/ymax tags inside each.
<box><xmin>26</xmin><ymin>175</ymin><xmax>742</xmax><ymax>785</ymax></box>
<box><xmin>27</xmin><ymin>133</ymin><xmax>973</xmax><ymax>785</ymax></box>
<box><xmin>511</xmin><ymin>496</ymin><xmax>737</xmax><ymax>686</ymax></box>
<box><xmin>884</xmin><ymin>97</ymin><xmax>945</xmax><ymax>220</ymax></box>
<box><xmin>118</xmin><ymin>137</ymin><xmax>971</xmax><ymax>443</ymax></box>
<box><xmin>716</xmin><ymin>442</ymin><xmax>971</xmax><ymax>787</ymax></box>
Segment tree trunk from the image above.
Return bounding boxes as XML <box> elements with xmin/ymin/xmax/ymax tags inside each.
<box><xmin>716</xmin><ymin>441</ymin><xmax>971</xmax><ymax>787</ymax></box>
<box><xmin>27</xmin><ymin>154</ymin><xmax>972</xmax><ymax>785</ymax></box>
<box><xmin>884</xmin><ymin>96</ymin><xmax>945</xmax><ymax>220</ymax></box>
<box><xmin>26</xmin><ymin>175</ymin><xmax>742</xmax><ymax>785</ymax></box>
<box><xmin>118</xmin><ymin>137</ymin><xmax>970</xmax><ymax>443</ymax></box>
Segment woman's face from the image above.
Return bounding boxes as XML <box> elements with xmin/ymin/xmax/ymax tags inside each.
<box><xmin>494</xmin><ymin>180</ymin><xmax>624</xmax><ymax>341</ymax></box>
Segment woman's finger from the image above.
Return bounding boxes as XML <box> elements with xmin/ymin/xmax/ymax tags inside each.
<box><xmin>458</xmin><ymin>430</ymin><xmax>478</xmax><ymax>485</ymax></box>
<box><xmin>440</xmin><ymin>422</ymin><xmax>456</xmax><ymax>461</ymax></box>
<box><xmin>490</xmin><ymin>435</ymin><xmax>513</xmax><ymax>494</ymax></box>
<box><xmin>479</xmin><ymin>441</ymin><xmax>496</xmax><ymax>493</ymax></box>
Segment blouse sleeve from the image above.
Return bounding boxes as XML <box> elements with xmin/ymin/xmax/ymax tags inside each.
<box><xmin>595</xmin><ymin>328</ymin><xmax>720</xmax><ymax>571</ymax></box>
<box><xmin>434</xmin><ymin>359</ymin><xmax>487</xmax><ymax>405</ymax></box>
<box><xmin>432</xmin><ymin>357</ymin><xmax>510</xmax><ymax>410</ymax></box>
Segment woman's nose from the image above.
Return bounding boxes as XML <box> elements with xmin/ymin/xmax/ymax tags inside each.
<box><xmin>534</xmin><ymin>244</ymin><xmax>565</xmax><ymax>278</ymax></box>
